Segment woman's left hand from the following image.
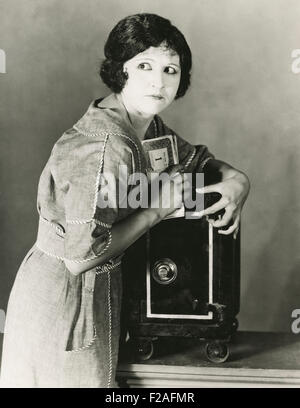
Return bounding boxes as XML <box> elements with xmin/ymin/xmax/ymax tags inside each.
<box><xmin>196</xmin><ymin>171</ymin><xmax>250</xmax><ymax>239</ymax></box>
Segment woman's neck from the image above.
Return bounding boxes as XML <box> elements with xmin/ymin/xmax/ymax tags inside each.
<box><xmin>116</xmin><ymin>93</ymin><xmax>153</xmax><ymax>140</ymax></box>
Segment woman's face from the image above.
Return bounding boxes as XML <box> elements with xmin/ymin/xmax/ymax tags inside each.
<box><xmin>121</xmin><ymin>44</ymin><xmax>181</xmax><ymax>117</ymax></box>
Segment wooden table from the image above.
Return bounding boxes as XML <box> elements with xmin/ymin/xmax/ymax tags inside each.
<box><xmin>117</xmin><ymin>331</ymin><xmax>300</xmax><ymax>388</ymax></box>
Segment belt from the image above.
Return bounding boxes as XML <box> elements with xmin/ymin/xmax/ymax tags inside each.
<box><xmin>36</xmin><ymin>216</ymin><xmax>98</xmax><ymax>352</ymax></box>
<box><xmin>35</xmin><ymin>216</ymin><xmax>121</xmax><ymax>355</ymax></box>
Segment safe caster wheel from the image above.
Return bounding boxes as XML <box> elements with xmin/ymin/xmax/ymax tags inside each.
<box><xmin>205</xmin><ymin>341</ymin><xmax>229</xmax><ymax>363</ymax></box>
<box><xmin>131</xmin><ymin>338</ymin><xmax>154</xmax><ymax>361</ymax></box>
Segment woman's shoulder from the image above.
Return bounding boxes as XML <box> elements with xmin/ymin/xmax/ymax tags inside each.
<box><xmin>72</xmin><ymin>95</ymin><xmax>135</xmax><ymax>139</ymax></box>
<box><xmin>53</xmin><ymin>99</ymin><xmax>137</xmax><ymax>160</ymax></box>
<box><xmin>51</xmin><ymin>128</ymin><xmax>134</xmax><ymax>174</ymax></box>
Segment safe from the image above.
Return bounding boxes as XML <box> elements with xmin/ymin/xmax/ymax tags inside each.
<box><xmin>121</xmin><ymin>174</ymin><xmax>240</xmax><ymax>364</ymax></box>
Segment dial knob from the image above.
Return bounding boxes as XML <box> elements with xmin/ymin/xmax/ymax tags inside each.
<box><xmin>152</xmin><ymin>258</ymin><xmax>178</xmax><ymax>285</ymax></box>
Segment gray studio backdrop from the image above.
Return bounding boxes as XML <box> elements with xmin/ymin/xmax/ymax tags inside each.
<box><xmin>1</xmin><ymin>0</ymin><xmax>300</xmax><ymax>336</ymax></box>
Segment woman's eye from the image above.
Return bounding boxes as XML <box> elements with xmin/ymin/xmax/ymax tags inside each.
<box><xmin>165</xmin><ymin>66</ymin><xmax>177</xmax><ymax>75</ymax></box>
<box><xmin>138</xmin><ymin>63</ymin><xmax>151</xmax><ymax>70</ymax></box>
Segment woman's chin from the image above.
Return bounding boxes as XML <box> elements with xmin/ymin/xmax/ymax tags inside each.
<box><xmin>139</xmin><ymin>99</ymin><xmax>169</xmax><ymax>116</ymax></box>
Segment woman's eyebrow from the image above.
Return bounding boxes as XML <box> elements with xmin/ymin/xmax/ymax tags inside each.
<box><xmin>134</xmin><ymin>57</ymin><xmax>180</xmax><ymax>68</ymax></box>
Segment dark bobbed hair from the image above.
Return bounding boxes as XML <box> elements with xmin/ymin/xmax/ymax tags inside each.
<box><xmin>100</xmin><ymin>13</ymin><xmax>192</xmax><ymax>99</ymax></box>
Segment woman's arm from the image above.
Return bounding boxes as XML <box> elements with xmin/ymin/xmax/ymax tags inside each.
<box><xmin>65</xmin><ymin>207</ymin><xmax>159</xmax><ymax>276</ymax></box>
<box><xmin>197</xmin><ymin>159</ymin><xmax>250</xmax><ymax>237</ymax></box>
<box><xmin>154</xmin><ymin>117</ymin><xmax>250</xmax><ymax>237</ymax></box>
<box><xmin>65</xmin><ymin>165</ymin><xmax>185</xmax><ymax>276</ymax></box>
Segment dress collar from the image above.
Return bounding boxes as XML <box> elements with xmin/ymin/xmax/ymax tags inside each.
<box><xmin>74</xmin><ymin>94</ymin><xmax>158</xmax><ymax>139</ymax></box>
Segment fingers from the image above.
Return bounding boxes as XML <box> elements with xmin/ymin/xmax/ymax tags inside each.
<box><xmin>166</xmin><ymin>164</ymin><xmax>184</xmax><ymax>177</ymax></box>
<box><xmin>217</xmin><ymin>215</ymin><xmax>240</xmax><ymax>237</ymax></box>
<box><xmin>172</xmin><ymin>174</ymin><xmax>185</xmax><ymax>188</ymax></box>
<box><xmin>209</xmin><ymin>204</ymin><xmax>236</xmax><ymax>228</ymax></box>
<box><xmin>233</xmin><ymin>226</ymin><xmax>240</xmax><ymax>240</ymax></box>
<box><xmin>196</xmin><ymin>183</ymin><xmax>222</xmax><ymax>195</ymax></box>
<box><xmin>202</xmin><ymin>196</ymin><xmax>230</xmax><ymax>216</ymax></box>
<box><xmin>171</xmin><ymin>172</ymin><xmax>190</xmax><ymax>190</ymax></box>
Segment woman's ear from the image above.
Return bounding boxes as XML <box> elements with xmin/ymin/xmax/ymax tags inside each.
<box><xmin>123</xmin><ymin>65</ymin><xmax>129</xmax><ymax>79</ymax></box>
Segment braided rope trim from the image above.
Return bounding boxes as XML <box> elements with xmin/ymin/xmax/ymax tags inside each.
<box><xmin>66</xmin><ymin>218</ymin><xmax>112</xmax><ymax>229</ymax></box>
<box><xmin>92</xmin><ymin>133</ymin><xmax>109</xmax><ymax>214</ymax></box>
<box><xmin>73</xmin><ymin>127</ymin><xmax>142</xmax><ymax>174</ymax></box>
<box><xmin>70</xmin><ymin>128</ymin><xmax>142</xmax><ymax>231</ymax></box>
<box><xmin>36</xmin><ymin>229</ymin><xmax>112</xmax><ymax>264</ymax></box>
<box><xmin>40</xmin><ymin>217</ymin><xmax>65</xmax><ymax>235</ymax></box>
<box><xmin>66</xmin><ymin>218</ymin><xmax>91</xmax><ymax>224</ymax></box>
<box><xmin>120</xmin><ymin>134</ymin><xmax>141</xmax><ymax>173</ymax></box>
<box><xmin>183</xmin><ymin>149</ymin><xmax>213</xmax><ymax>172</ymax></box>
<box><xmin>184</xmin><ymin>147</ymin><xmax>197</xmax><ymax>169</ymax></box>
<box><xmin>73</xmin><ymin>125</ymin><xmax>104</xmax><ymax>138</ymax></box>
<box><xmin>96</xmin><ymin>260</ymin><xmax>122</xmax><ymax>275</ymax></box>
<box><xmin>65</xmin><ymin>325</ymin><xmax>97</xmax><ymax>353</ymax></box>
<box><xmin>60</xmin><ymin>134</ymin><xmax>113</xmax><ymax>263</ymax></box>
<box><xmin>200</xmin><ymin>156</ymin><xmax>213</xmax><ymax>170</ymax></box>
<box><xmin>93</xmin><ymin>219</ymin><xmax>112</xmax><ymax>228</ymax></box>
<box><xmin>107</xmin><ymin>271</ymin><xmax>112</xmax><ymax>388</ymax></box>
<box><xmin>36</xmin><ymin>242</ymin><xmax>65</xmax><ymax>261</ymax></box>
<box><xmin>70</xmin><ymin>229</ymin><xmax>112</xmax><ymax>264</ymax></box>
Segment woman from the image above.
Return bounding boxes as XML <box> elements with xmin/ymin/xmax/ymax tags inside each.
<box><xmin>0</xmin><ymin>13</ymin><xmax>249</xmax><ymax>387</ymax></box>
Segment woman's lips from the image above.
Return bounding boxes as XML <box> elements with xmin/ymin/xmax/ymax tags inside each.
<box><xmin>146</xmin><ymin>95</ymin><xmax>164</xmax><ymax>100</ymax></box>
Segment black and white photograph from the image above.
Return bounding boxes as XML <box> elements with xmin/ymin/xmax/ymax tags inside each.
<box><xmin>0</xmin><ymin>0</ymin><xmax>300</xmax><ymax>389</ymax></box>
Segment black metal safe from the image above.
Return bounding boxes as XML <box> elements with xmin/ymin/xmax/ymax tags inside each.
<box><xmin>121</xmin><ymin>175</ymin><xmax>241</xmax><ymax>363</ymax></box>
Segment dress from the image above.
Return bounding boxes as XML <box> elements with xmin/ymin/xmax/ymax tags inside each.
<box><xmin>0</xmin><ymin>94</ymin><xmax>213</xmax><ymax>388</ymax></box>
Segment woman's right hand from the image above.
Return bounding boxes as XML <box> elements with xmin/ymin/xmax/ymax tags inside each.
<box><xmin>149</xmin><ymin>164</ymin><xmax>188</xmax><ymax>220</ymax></box>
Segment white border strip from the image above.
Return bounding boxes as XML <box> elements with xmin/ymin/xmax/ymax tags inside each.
<box><xmin>146</xmin><ymin>222</ymin><xmax>213</xmax><ymax>320</ymax></box>
<box><xmin>209</xmin><ymin>222</ymin><xmax>213</xmax><ymax>304</ymax></box>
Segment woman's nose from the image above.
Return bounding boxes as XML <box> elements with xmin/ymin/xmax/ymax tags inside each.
<box><xmin>151</xmin><ymin>70</ymin><xmax>164</xmax><ymax>89</ymax></box>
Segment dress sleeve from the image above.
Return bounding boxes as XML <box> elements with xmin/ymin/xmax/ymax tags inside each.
<box><xmin>155</xmin><ymin>116</ymin><xmax>215</xmax><ymax>172</ymax></box>
<box><xmin>54</xmin><ymin>132</ymin><xmax>136</xmax><ymax>263</ymax></box>
<box><xmin>175</xmin><ymin>132</ymin><xmax>215</xmax><ymax>173</ymax></box>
